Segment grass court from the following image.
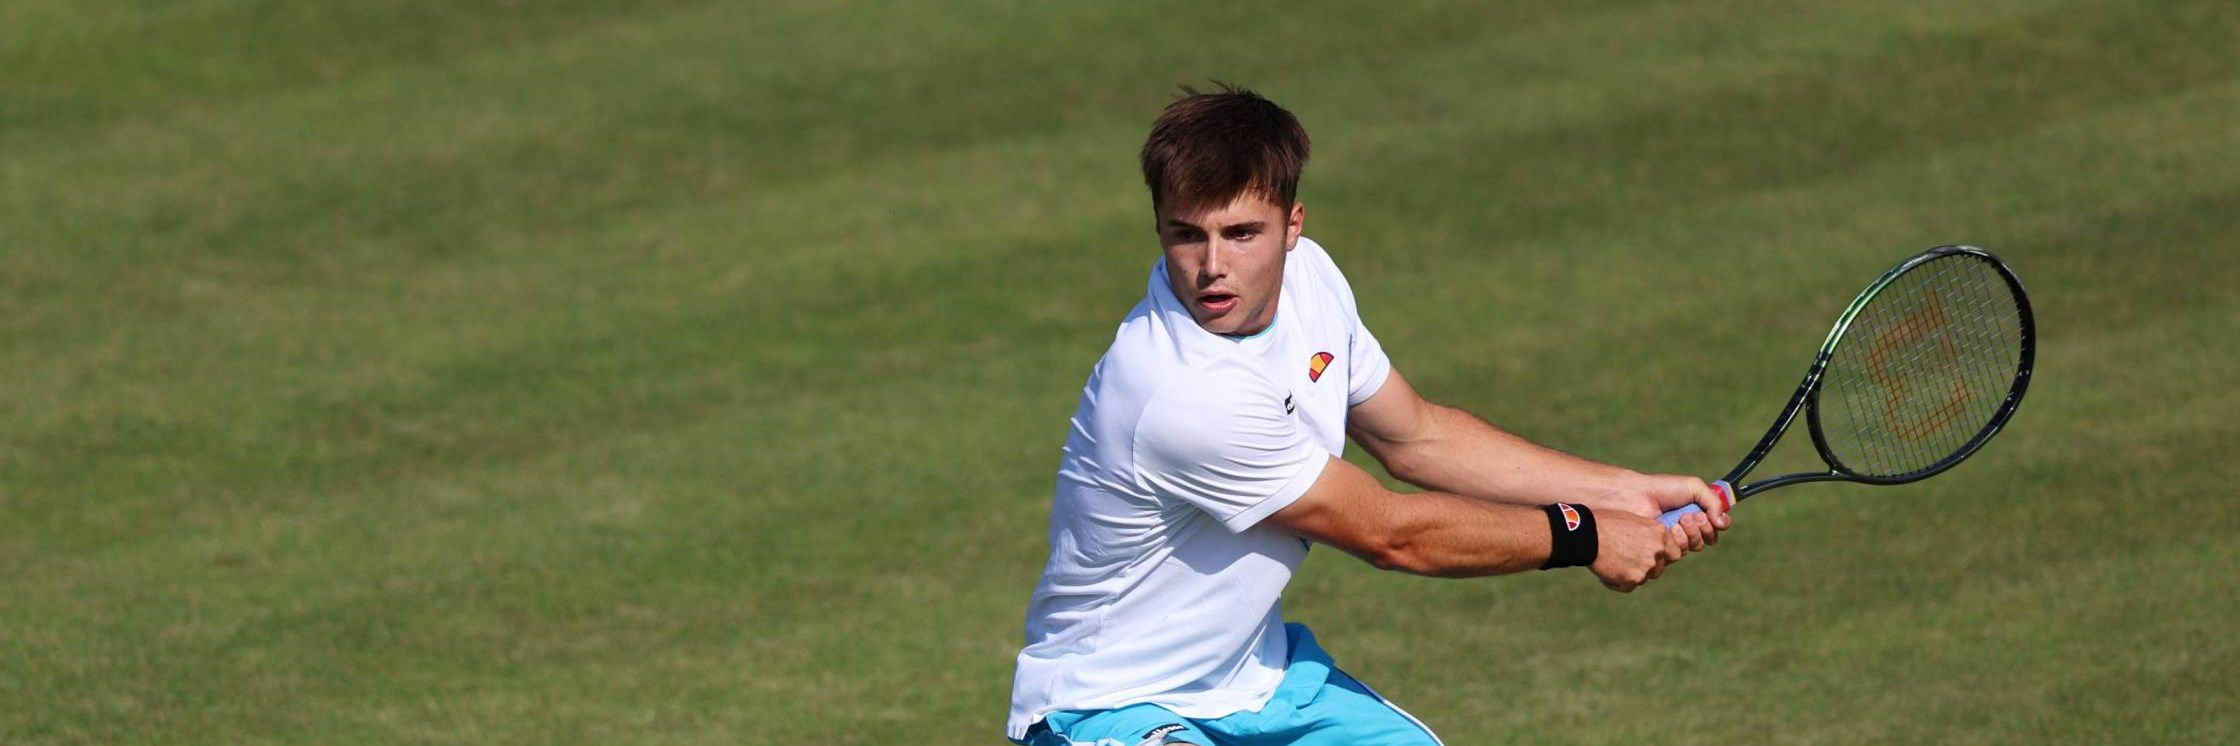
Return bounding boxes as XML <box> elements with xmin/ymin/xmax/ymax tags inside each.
<box><xmin>2</xmin><ymin>1</ymin><xmax>2234</xmax><ymax>742</ymax></box>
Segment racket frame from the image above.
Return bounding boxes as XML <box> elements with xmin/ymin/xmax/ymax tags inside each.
<box><xmin>1722</xmin><ymin>245</ymin><xmax>2036</xmax><ymax>501</ymax></box>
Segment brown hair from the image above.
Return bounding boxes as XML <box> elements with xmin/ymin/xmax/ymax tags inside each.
<box><xmin>1139</xmin><ymin>84</ymin><xmax>1310</xmax><ymax>213</ymax></box>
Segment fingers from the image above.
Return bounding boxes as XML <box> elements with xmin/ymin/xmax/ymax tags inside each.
<box><xmin>1670</xmin><ymin>478</ymin><xmax>1731</xmax><ymax>547</ymax></box>
<box><xmin>1676</xmin><ymin>512</ymin><xmax>1714</xmax><ymax>550</ymax></box>
<box><xmin>1592</xmin><ymin>510</ymin><xmax>1704</xmax><ymax>593</ymax></box>
<box><xmin>1700</xmin><ymin>481</ymin><xmax>1734</xmax><ymax>530</ymax></box>
<box><xmin>1645</xmin><ymin>526</ymin><xmax>1683</xmax><ymax>581</ymax></box>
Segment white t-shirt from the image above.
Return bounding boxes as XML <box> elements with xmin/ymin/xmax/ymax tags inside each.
<box><xmin>1007</xmin><ymin>237</ymin><xmax>1392</xmax><ymax>739</ymax></box>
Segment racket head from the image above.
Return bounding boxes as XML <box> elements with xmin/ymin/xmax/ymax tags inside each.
<box><xmin>1804</xmin><ymin>246</ymin><xmax>2035</xmax><ymax>483</ymax></box>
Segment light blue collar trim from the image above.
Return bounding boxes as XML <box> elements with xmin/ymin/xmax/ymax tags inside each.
<box><xmin>1220</xmin><ymin>310</ymin><xmax>1279</xmax><ymax>341</ymax></box>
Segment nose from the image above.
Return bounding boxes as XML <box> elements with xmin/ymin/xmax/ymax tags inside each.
<box><xmin>1201</xmin><ymin>242</ymin><xmax>1226</xmax><ymax>281</ymax></box>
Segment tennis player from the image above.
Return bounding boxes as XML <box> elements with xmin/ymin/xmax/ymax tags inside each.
<box><xmin>1006</xmin><ymin>85</ymin><xmax>1732</xmax><ymax>746</ymax></box>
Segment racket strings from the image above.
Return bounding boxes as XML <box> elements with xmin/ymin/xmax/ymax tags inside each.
<box><xmin>1820</xmin><ymin>255</ymin><xmax>2025</xmax><ymax>477</ymax></box>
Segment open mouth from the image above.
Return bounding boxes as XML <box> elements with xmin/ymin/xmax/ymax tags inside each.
<box><xmin>1197</xmin><ymin>293</ymin><xmax>1238</xmax><ymax>314</ymax></box>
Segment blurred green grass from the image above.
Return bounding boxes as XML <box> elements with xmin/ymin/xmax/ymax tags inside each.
<box><xmin>1</xmin><ymin>0</ymin><xmax>2234</xmax><ymax>743</ymax></box>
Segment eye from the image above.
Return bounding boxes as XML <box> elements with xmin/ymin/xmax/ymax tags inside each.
<box><xmin>1224</xmin><ymin>228</ymin><xmax>1260</xmax><ymax>241</ymax></box>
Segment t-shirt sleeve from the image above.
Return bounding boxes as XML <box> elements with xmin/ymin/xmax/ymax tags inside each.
<box><xmin>1131</xmin><ymin>365</ymin><xmax>1330</xmax><ymax>532</ymax></box>
<box><xmin>1346</xmin><ymin>317</ymin><xmax>1392</xmax><ymax>406</ymax></box>
<box><xmin>1297</xmin><ymin>236</ymin><xmax>1394</xmax><ymax>406</ymax></box>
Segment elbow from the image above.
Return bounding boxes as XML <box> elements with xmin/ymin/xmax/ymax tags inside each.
<box><xmin>1364</xmin><ymin>536</ymin><xmax>1438</xmax><ymax>576</ymax></box>
<box><xmin>1376</xmin><ymin>448</ymin><xmax>1432</xmax><ymax>488</ymax></box>
<box><xmin>1361</xmin><ymin>526</ymin><xmax>1491</xmax><ymax>579</ymax></box>
<box><xmin>1365</xmin><ymin>544</ymin><xmax>1411</xmax><ymax>573</ymax></box>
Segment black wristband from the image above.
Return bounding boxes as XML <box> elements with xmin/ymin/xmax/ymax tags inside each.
<box><xmin>1539</xmin><ymin>503</ymin><xmax>1598</xmax><ymax>570</ymax></box>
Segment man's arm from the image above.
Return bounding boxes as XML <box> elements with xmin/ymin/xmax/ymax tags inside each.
<box><xmin>1262</xmin><ymin>455</ymin><xmax>1685</xmax><ymax>591</ymax></box>
<box><xmin>1344</xmin><ymin>369</ymin><xmax>1731</xmax><ymax>544</ymax></box>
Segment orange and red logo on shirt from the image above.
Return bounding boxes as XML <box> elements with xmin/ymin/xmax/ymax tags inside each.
<box><xmin>1307</xmin><ymin>352</ymin><xmax>1334</xmax><ymax>382</ymax></box>
<box><xmin>1557</xmin><ymin>503</ymin><xmax>1582</xmax><ymax>531</ymax></box>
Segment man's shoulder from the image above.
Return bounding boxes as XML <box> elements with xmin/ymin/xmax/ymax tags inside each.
<box><xmin>1290</xmin><ymin>235</ymin><xmax>1342</xmax><ymax>275</ymax></box>
<box><xmin>1088</xmin><ymin>320</ymin><xmax>1277</xmax><ymax>433</ymax></box>
<box><xmin>1099</xmin><ymin>297</ymin><xmax>1259</xmax><ymax>384</ymax></box>
<box><xmin>1288</xmin><ymin>236</ymin><xmax>1356</xmax><ymax>298</ymax></box>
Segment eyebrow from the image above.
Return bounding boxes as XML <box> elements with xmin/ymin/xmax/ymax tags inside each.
<box><xmin>1164</xmin><ymin>219</ymin><xmax>1268</xmax><ymax>232</ymax></box>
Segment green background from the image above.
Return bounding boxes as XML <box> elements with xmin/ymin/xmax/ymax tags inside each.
<box><xmin>3</xmin><ymin>1</ymin><xmax>2233</xmax><ymax>743</ymax></box>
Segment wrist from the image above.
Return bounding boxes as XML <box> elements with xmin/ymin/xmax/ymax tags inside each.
<box><xmin>1539</xmin><ymin>503</ymin><xmax>1598</xmax><ymax>570</ymax></box>
<box><xmin>1563</xmin><ymin>470</ymin><xmax>1651</xmax><ymax>515</ymax></box>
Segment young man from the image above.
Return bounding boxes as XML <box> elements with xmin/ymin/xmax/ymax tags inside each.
<box><xmin>1006</xmin><ymin>86</ymin><xmax>1733</xmax><ymax>746</ymax></box>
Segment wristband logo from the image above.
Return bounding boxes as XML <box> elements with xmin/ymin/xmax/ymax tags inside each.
<box><xmin>1557</xmin><ymin>503</ymin><xmax>1581</xmax><ymax>531</ymax></box>
<box><xmin>1307</xmin><ymin>351</ymin><xmax>1334</xmax><ymax>382</ymax></box>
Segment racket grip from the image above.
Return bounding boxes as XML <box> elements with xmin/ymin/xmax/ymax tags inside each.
<box><xmin>1657</xmin><ymin>480</ymin><xmax>1734</xmax><ymax>529</ymax></box>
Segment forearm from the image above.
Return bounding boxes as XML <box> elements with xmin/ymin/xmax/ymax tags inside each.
<box><xmin>1372</xmin><ymin>403</ymin><xmax>1646</xmax><ymax>511</ymax></box>
<box><xmin>1351</xmin><ymin>489</ymin><xmax>1554</xmax><ymax>578</ymax></box>
<box><xmin>1271</xmin><ymin>456</ymin><xmax>1556</xmax><ymax>578</ymax></box>
<box><xmin>1271</xmin><ymin>453</ymin><xmax>1690</xmax><ymax>585</ymax></box>
<box><xmin>1343</xmin><ymin>481</ymin><xmax>1686</xmax><ymax>593</ymax></box>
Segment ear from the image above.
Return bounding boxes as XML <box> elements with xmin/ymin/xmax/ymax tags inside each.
<box><xmin>1283</xmin><ymin>201</ymin><xmax>1306</xmax><ymax>251</ymax></box>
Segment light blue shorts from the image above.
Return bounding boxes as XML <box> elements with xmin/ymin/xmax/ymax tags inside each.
<box><xmin>1018</xmin><ymin>623</ymin><xmax>1443</xmax><ymax>746</ymax></box>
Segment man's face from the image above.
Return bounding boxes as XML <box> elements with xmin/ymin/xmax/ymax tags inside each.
<box><xmin>1155</xmin><ymin>192</ymin><xmax>1305</xmax><ymax>337</ymax></box>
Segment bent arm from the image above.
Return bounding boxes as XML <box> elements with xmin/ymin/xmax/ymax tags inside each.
<box><xmin>1346</xmin><ymin>369</ymin><xmax>1636</xmax><ymax>507</ymax></box>
<box><xmin>1264</xmin><ymin>454</ymin><xmax>1685</xmax><ymax>588</ymax></box>
<box><xmin>1346</xmin><ymin>369</ymin><xmax>1730</xmax><ymax>536</ymax></box>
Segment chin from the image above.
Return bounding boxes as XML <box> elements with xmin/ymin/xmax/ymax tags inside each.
<box><xmin>1196</xmin><ymin>313</ymin><xmax>1257</xmax><ymax>336</ymax></box>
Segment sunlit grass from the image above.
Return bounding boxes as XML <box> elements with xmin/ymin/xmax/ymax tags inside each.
<box><xmin>1</xmin><ymin>1</ymin><xmax>2233</xmax><ymax>743</ymax></box>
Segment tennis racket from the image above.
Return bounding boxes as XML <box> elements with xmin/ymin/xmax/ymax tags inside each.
<box><xmin>1661</xmin><ymin>245</ymin><xmax>2036</xmax><ymax>527</ymax></box>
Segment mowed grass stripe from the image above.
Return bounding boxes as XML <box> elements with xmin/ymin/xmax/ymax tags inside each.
<box><xmin>0</xmin><ymin>0</ymin><xmax>726</xmax><ymax>138</ymax></box>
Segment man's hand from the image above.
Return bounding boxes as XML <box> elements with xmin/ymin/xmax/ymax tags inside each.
<box><xmin>1590</xmin><ymin>509</ymin><xmax>1687</xmax><ymax>592</ymax></box>
<box><xmin>1597</xmin><ymin>473</ymin><xmax>1732</xmax><ymax>551</ymax></box>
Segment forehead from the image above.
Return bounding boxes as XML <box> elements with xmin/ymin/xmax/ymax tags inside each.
<box><xmin>1156</xmin><ymin>190</ymin><xmax>1287</xmax><ymax>226</ymax></box>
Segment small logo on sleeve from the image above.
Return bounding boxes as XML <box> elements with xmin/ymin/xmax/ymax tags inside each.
<box><xmin>1283</xmin><ymin>393</ymin><xmax>1295</xmax><ymax>414</ymax></box>
<box><xmin>1557</xmin><ymin>503</ymin><xmax>1581</xmax><ymax>531</ymax></box>
<box><xmin>1307</xmin><ymin>351</ymin><xmax>1334</xmax><ymax>382</ymax></box>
